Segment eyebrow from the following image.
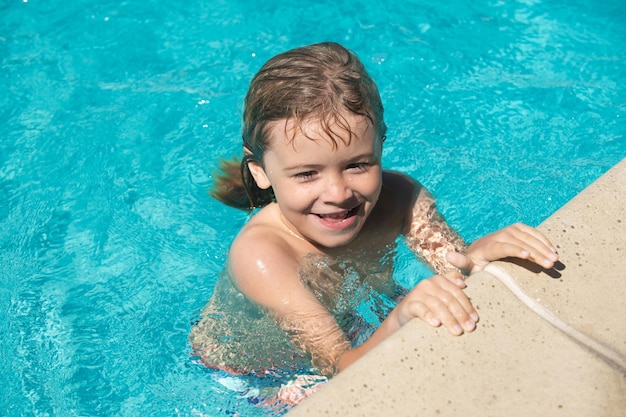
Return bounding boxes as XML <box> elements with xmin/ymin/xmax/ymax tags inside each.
<box><xmin>281</xmin><ymin>152</ymin><xmax>378</xmax><ymax>171</ymax></box>
<box><xmin>282</xmin><ymin>163</ymin><xmax>323</xmax><ymax>172</ymax></box>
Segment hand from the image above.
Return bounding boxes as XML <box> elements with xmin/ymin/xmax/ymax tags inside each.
<box><xmin>396</xmin><ymin>272</ymin><xmax>479</xmax><ymax>336</ymax></box>
<box><xmin>445</xmin><ymin>223</ymin><xmax>559</xmax><ymax>274</ymax></box>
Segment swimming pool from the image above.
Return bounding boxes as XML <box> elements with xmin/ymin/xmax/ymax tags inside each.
<box><xmin>1</xmin><ymin>0</ymin><xmax>624</xmax><ymax>415</ymax></box>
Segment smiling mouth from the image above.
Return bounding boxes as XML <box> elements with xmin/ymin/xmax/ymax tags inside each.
<box><xmin>316</xmin><ymin>205</ymin><xmax>360</xmax><ymax>222</ymax></box>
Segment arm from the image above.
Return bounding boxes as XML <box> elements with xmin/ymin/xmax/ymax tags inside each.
<box><xmin>229</xmin><ymin>232</ymin><xmax>350</xmax><ymax>376</ymax></box>
<box><xmin>399</xmin><ymin>175</ymin><xmax>558</xmax><ymax>274</ymax></box>
<box><xmin>400</xmin><ymin>178</ymin><xmax>466</xmax><ymax>275</ymax></box>
<box><xmin>376</xmin><ymin>174</ymin><xmax>558</xmax><ymax>350</ymax></box>
<box><xmin>230</xmin><ymin>226</ymin><xmax>478</xmax><ymax>377</ymax></box>
<box><xmin>337</xmin><ymin>270</ymin><xmax>478</xmax><ymax>370</ymax></box>
<box><xmin>379</xmin><ymin>173</ymin><xmax>478</xmax><ymax>335</ymax></box>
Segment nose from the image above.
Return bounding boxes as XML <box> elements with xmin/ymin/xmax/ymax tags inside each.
<box><xmin>321</xmin><ymin>173</ymin><xmax>354</xmax><ymax>203</ymax></box>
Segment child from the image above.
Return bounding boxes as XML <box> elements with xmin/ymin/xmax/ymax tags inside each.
<box><xmin>190</xmin><ymin>42</ymin><xmax>558</xmax><ymax>408</ymax></box>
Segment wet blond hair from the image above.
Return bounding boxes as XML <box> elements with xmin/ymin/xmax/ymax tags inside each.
<box><xmin>211</xmin><ymin>42</ymin><xmax>386</xmax><ymax>210</ymax></box>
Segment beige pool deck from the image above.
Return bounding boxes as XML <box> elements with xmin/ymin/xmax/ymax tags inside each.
<box><xmin>287</xmin><ymin>158</ymin><xmax>626</xmax><ymax>417</ymax></box>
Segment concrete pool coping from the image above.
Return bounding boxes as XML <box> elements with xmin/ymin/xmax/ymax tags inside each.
<box><xmin>287</xmin><ymin>158</ymin><xmax>626</xmax><ymax>417</ymax></box>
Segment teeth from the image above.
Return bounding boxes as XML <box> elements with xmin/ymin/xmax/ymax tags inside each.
<box><xmin>322</xmin><ymin>212</ymin><xmax>347</xmax><ymax>219</ymax></box>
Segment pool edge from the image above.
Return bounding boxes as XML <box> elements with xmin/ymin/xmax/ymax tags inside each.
<box><xmin>286</xmin><ymin>158</ymin><xmax>626</xmax><ymax>416</ymax></box>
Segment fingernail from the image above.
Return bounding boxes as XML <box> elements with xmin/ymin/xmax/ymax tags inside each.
<box><xmin>464</xmin><ymin>320</ymin><xmax>476</xmax><ymax>331</ymax></box>
<box><xmin>429</xmin><ymin>318</ymin><xmax>441</xmax><ymax>326</ymax></box>
<box><xmin>453</xmin><ymin>324</ymin><xmax>463</xmax><ymax>334</ymax></box>
<box><xmin>471</xmin><ymin>312</ymin><xmax>479</xmax><ymax>322</ymax></box>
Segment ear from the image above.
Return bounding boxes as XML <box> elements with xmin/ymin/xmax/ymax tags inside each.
<box><xmin>247</xmin><ymin>161</ymin><xmax>272</xmax><ymax>190</ymax></box>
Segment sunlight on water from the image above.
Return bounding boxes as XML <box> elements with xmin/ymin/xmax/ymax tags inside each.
<box><xmin>1</xmin><ymin>0</ymin><xmax>624</xmax><ymax>415</ymax></box>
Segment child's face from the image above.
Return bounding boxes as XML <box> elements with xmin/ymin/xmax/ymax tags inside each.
<box><xmin>254</xmin><ymin>113</ymin><xmax>383</xmax><ymax>249</ymax></box>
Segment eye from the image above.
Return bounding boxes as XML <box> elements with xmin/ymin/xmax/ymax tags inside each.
<box><xmin>347</xmin><ymin>162</ymin><xmax>369</xmax><ymax>172</ymax></box>
<box><xmin>294</xmin><ymin>171</ymin><xmax>316</xmax><ymax>181</ymax></box>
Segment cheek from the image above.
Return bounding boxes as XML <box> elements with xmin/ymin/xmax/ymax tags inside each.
<box><xmin>355</xmin><ymin>172</ymin><xmax>383</xmax><ymax>198</ymax></box>
<box><xmin>273</xmin><ymin>182</ymin><xmax>315</xmax><ymax>209</ymax></box>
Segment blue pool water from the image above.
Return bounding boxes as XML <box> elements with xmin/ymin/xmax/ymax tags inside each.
<box><xmin>1</xmin><ymin>0</ymin><xmax>625</xmax><ymax>415</ymax></box>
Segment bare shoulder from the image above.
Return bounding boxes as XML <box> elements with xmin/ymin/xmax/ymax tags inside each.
<box><xmin>227</xmin><ymin>207</ymin><xmax>308</xmax><ymax>312</ymax></box>
<box><xmin>382</xmin><ymin>170</ymin><xmax>434</xmax><ymax>203</ymax></box>
<box><xmin>378</xmin><ymin>170</ymin><xmax>430</xmax><ymax>211</ymax></box>
<box><xmin>376</xmin><ymin>170</ymin><xmax>441</xmax><ymax>236</ymax></box>
<box><xmin>229</xmin><ymin>220</ymin><xmax>297</xmax><ymax>286</ymax></box>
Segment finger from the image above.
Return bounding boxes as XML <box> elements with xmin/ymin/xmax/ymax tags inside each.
<box><xmin>436</xmin><ymin>281</ymin><xmax>479</xmax><ymax>331</ymax></box>
<box><xmin>404</xmin><ymin>300</ymin><xmax>441</xmax><ymax>328</ymax></box>
<box><xmin>442</xmin><ymin>269</ymin><xmax>467</xmax><ymax>288</ymax></box>
<box><xmin>484</xmin><ymin>240</ymin><xmax>552</xmax><ymax>269</ymax></box>
<box><xmin>511</xmin><ymin>223</ymin><xmax>558</xmax><ymax>253</ymax></box>
<box><xmin>504</xmin><ymin>224</ymin><xmax>558</xmax><ymax>254</ymax></box>
<box><xmin>476</xmin><ymin>231</ymin><xmax>554</xmax><ymax>268</ymax></box>
<box><xmin>446</xmin><ymin>294</ymin><xmax>479</xmax><ymax>332</ymax></box>
<box><xmin>445</xmin><ymin>251</ymin><xmax>473</xmax><ymax>274</ymax></box>
<box><xmin>421</xmin><ymin>295</ymin><xmax>467</xmax><ymax>336</ymax></box>
<box><xmin>417</xmin><ymin>278</ymin><xmax>478</xmax><ymax>335</ymax></box>
<box><xmin>405</xmin><ymin>279</ymin><xmax>456</xmax><ymax>330</ymax></box>
<box><xmin>515</xmin><ymin>226</ymin><xmax>559</xmax><ymax>268</ymax></box>
<box><xmin>496</xmin><ymin>226</ymin><xmax>559</xmax><ymax>268</ymax></box>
